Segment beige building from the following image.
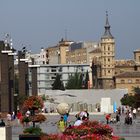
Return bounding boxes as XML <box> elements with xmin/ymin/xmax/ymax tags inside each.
<box><xmin>46</xmin><ymin>39</ymin><xmax>73</xmax><ymax>64</ymax></box>
<box><xmin>66</xmin><ymin>41</ymin><xmax>98</xmax><ymax>64</ymax></box>
<box><xmin>91</xmin><ymin>13</ymin><xmax>140</xmax><ymax>93</ymax></box>
<box><xmin>115</xmin><ymin>71</ymin><xmax>140</xmax><ymax>94</ymax></box>
<box><xmin>39</xmin><ymin>12</ymin><xmax>140</xmax><ymax>93</ymax></box>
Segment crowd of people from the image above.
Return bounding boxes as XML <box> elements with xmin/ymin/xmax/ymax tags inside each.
<box><xmin>0</xmin><ymin>106</ymin><xmax>139</xmax><ymax>133</ymax></box>
<box><xmin>105</xmin><ymin>106</ymin><xmax>138</xmax><ymax>125</ymax></box>
<box><xmin>0</xmin><ymin>110</ymin><xmax>32</xmax><ymax>127</ymax></box>
<box><xmin>57</xmin><ymin>109</ymin><xmax>89</xmax><ymax>133</ymax></box>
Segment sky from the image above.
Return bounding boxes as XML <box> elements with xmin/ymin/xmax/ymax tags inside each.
<box><xmin>0</xmin><ymin>0</ymin><xmax>140</xmax><ymax>59</ymax></box>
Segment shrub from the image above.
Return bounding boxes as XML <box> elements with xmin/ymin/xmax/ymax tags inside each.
<box><xmin>23</xmin><ymin>126</ymin><xmax>42</xmax><ymax>135</ymax></box>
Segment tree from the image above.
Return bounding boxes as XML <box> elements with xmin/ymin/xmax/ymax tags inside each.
<box><xmin>84</xmin><ymin>70</ymin><xmax>89</xmax><ymax>89</ymax></box>
<box><xmin>52</xmin><ymin>74</ymin><xmax>65</xmax><ymax>90</ymax></box>
<box><xmin>66</xmin><ymin>72</ymin><xmax>83</xmax><ymax>89</ymax></box>
<box><xmin>120</xmin><ymin>94</ymin><xmax>136</xmax><ymax>107</ymax></box>
<box><xmin>120</xmin><ymin>93</ymin><xmax>140</xmax><ymax>108</ymax></box>
<box><xmin>132</xmin><ymin>86</ymin><xmax>140</xmax><ymax>94</ymax></box>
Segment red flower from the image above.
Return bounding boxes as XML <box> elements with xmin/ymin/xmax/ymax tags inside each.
<box><xmin>22</xmin><ymin>96</ymin><xmax>44</xmax><ymax>110</ymax></box>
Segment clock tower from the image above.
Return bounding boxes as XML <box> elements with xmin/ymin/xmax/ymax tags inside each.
<box><xmin>98</xmin><ymin>12</ymin><xmax>115</xmax><ymax>88</ymax></box>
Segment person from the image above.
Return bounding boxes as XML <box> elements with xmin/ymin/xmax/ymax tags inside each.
<box><xmin>84</xmin><ymin>109</ymin><xmax>89</xmax><ymax>120</ymax></box>
<box><xmin>63</xmin><ymin>113</ymin><xmax>69</xmax><ymax>127</ymax></box>
<box><xmin>0</xmin><ymin>119</ymin><xmax>5</xmax><ymax>126</ymax></box>
<box><xmin>118</xmin><ymin>107</ymin><xmax>121</xmax><ymax>116</ymax></box>
<box><xmin>26</xmin><ymin>110</ymin><xmax>30</xmax><ymax>117</ymax></box>
<box><xmin>79</xmin><ymin>109</ymin><xmax>89</xmax><ymax>120</ymax></box>
<box><xmin>12</xmin><ymin>111</ymin><xmax>16</xmax><ymax>120</ymax></box>
<box><xmin>105</xmin><ymin>114</ymin><xmax>111</xmax><ymax>124</ymax></box>
<box><xmin>129</xmin><ymin>112</ymin><xmax>133</xmax><ymax>125</ymax></box>
<box><xmin>17</xmin><ymin>110</ymin><xmax>22</xmax><ymax>124</ymax></box>
<box><xmin>132</xmin><ymin>108</ymin><xmax>137</xmax><ymax>119</ymax></box>
<box><xmin>7</xmin><ymin>112</ymin><xmax>12</xmax><ymax>125</ymax></box>
<box><xmin>116</xmin><ymin>112</ymin><xmax>120</xmax><ymax>123</ymax></box>
<box><xmin>125</xmin><ymin>112</ymin><xmax>129</xmax><ymax>124</ymax></box>
<box><xmin>74</xmin><ymin>116</ymin><xmax>83</xmax><ymax>126</ymax></box>
<box><xmin>122</xmin><ymin>106</ymin><xmax>124</xmax><ymax>114</ymax></box>
<box><xmin>57</xmin><ymin>116</ymin><xmax>65</xmax><ymax>133</ymax></box>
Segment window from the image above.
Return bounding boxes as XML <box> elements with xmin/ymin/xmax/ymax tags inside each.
<box><xmin>108</xmin><ymin>58</ymin><xmax>110</xmax><ymax>62</ymax></box>
<box><xmin>108</xmin><ymin>46</ymin><xmax>110</xmax><ymax>51</ymax></box>
<box><xmin>121</xmin><ymin>79</ymin><xmax>125</xmax><ymax>84</ymax></box>
<box><xmin>128</xmin><ymin>79</ymin><xmax>132</xmax><ymax>83</ymax></box>
<box><xmin>108</xmin><ymin>70</ymin><xmax>110</xmax><ymax>73</ymax></box>
<box><xmin>136</xmin><ymin>79</ymin><xmax>140</xmax><ymax>83</ymax></box>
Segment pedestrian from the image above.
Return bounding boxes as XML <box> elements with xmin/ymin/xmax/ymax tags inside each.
<box><xmin>12</xmin><ymin>111</ymin><xmax>16</xmax><ymax>120</ymax></box>
<box><xmin>116</xmin><ymin>112</ymin><xmax>120</xmax><ymax>123</ymax></box>
<box><xmin>57</xmin><ymin>116</ymin><xmax>65</xmax><ymax>133</ymax></box>
<box><xmin>7</xmin><ymin>112</ymin><xmax>12</xmax><ymax>125</ymax></box>
<box><xmin>105</xmin><ymin>114</ymin><xmax>111</xmax><ymax>124</ymax></box>
<box><xmin>122</xmin><ymin>106</ymin><xmax>124</xmax><ymax>114</ymax></box>
<box><xmin>129</xmin><ymin>112</ymin><xmax>133</xmax><ymax>125</ymax></box>
<box><xmin>63</xmin><ymin>113</ymin><xmax>69</xmax><ymax>127</ymax></box>
<box><xmin>124</xmin><ymin>112</ymin><xmax>129</xmax><ymax>124</ymax></box>
<box><xmin>17</xmin><ymin>110</ymin><xmax>22</xmax><ymax>124</ymax></box>
<box><xmin>0</xmin><ymin>119</ymin><xmax>5</xmax><ymax>127</ymax></box>
<box><xmin>74</xmin><ymin>116</ymin><xmax>83</xmax><ymax>126</ymax></box>
<box><xmin>132</xmin><ymin>108</ymin><xmax>137</xmax><ymax>119</ymax></box>
<box><xmin>84</xmin><ymin>109</ymin><xmax>89</xmax><ymax>120</ymax></box>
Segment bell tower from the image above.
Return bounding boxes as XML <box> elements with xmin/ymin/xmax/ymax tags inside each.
<box><xmin>99</xmin><ymin>12</ymin><xmax>115</xmax><ymax>88</ymax></box>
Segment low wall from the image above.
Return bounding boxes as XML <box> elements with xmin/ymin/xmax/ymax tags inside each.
<box><xmin>0</xmin><ymin>126</ymin><xmax>12</xmax><ymax>140</ymax></box>
<box><xmin>40</xmin><ymin>89</ymin><xmax>127</xmax><ymax>113</ymax></box>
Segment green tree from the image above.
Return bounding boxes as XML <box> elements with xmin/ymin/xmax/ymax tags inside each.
<box><xmin>84</xmin><ymin>70</ymin><xmax>89</xmax><ymax>89</ymax></box>
<box><xmin>132</xmin><ymin>86</ymin><xmax>140</xmax><ymax>94</ymax></box>
<box><xmin>120</xmin><ymin>94</ymin><xmax>136</xmax><ymax>107</ymax></box>
<box><xmin>52</xmin><ymin>74</ymin><xmax>65</xmax><ymax>90</ymax></box>
<box><xmin>120</xmin><ymin>92</ymin><xmax>140</xmax><ymax>108</ymax></box>
<box><xmin>66</xmin><ymin>72</ymin><xmax>83</xmax><ymax>89</ymax></box>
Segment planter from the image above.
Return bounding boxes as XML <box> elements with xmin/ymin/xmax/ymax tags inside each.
<box><xmin>19</xmin><ymin>134</ymin><xmax>48</xmax><ymax>140</ymax></box>
<box><xmin>19</xmin><ymin>135</ymin><xmax>41</xmax><ymax>140</ymax></box>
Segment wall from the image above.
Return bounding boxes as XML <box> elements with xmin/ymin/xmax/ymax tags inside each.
<box><xmin>39</xmin><ymin>89</ymin><xmax>127</xmax><ymax>113</ymax></box>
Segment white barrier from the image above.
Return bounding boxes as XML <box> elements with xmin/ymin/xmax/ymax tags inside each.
<box><xmin>0</xmin><ymin>126</ymin><xmax>12</xmax><ymax>140</ymax></box>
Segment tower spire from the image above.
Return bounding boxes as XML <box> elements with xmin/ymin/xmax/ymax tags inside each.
<box><xmin>105</xmin><ymin>11</ymin><xmax>110</xmax><ymax>28</ymax></box>
<box><xmin>102</xmin><ymin>11</ymin><xmax>113</xmax><ymax>39</ymax></box>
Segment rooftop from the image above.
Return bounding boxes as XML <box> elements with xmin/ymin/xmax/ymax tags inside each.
<box><xmin>115</xmin><ymin>71</ymin><xmax>140</xmax><ymax>78</ymax></box>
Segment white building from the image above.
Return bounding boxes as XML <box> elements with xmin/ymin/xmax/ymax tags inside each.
<box><xmin>29</xmin><ymin>64</ymin><xmax>91</xmax><ymax>94</ymax></box>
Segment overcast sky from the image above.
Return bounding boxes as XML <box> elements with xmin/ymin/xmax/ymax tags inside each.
<box><xmin>0</xmin><ymin>0</ymin><xmax>140</xmax><ymax>59</ymax></box>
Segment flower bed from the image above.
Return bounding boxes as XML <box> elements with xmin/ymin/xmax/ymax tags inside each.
<box><xmin>44</xmin><ymin>120</ymin><xmax>124</xmax><ymax>140</ymax></box>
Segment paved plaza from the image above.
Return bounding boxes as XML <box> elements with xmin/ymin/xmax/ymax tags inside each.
<box><xmin>12</xmin><ymin>113</ymin><xmax>140</xmax><ymax>140</ymax></box>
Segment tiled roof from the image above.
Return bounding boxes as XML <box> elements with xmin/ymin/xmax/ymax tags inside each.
<box><xmin>115</xmin><ymin>60</ymin><xmax>136</xmax><ymax>66</ymax></box>
<box><xmin>115</xmin><ymin>71</ymin><xmax>140</xmax><ymax>78</ymax></box>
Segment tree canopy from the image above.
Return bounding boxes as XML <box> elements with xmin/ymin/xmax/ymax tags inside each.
<box><xmin>52</xmin><ymin>74</ymin><xmax>65</xmax><ymax>90</ymax></box>
<box><xmin>121</xmin><ymin>86</ymin><xmax>140</xmax><ymax>108</ymax></box>
<box><xmin>65</xmin><ymin>72</ymin><xmax>83</xmax><ymax>89</ymax></box>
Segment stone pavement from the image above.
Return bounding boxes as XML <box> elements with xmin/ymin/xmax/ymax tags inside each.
<box><xmin>12</xmin><ymin>113</ymin><xmax>140</xmax><ymax>140</ymax></box>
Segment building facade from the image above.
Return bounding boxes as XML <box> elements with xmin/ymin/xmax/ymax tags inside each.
<box><xmin>91</xmin><ymin>13</ymin><xmax>140</xmax><ymax>93</ymax></box>
<box><xmin>66</xmin><ymin>41</ymin><xmax>98</xmax><ymax>64</ymax></box>
<box><xmin>28</xmin><ymin>64</ymin><xmax>91</xmax><ymax>94</ymax></box>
